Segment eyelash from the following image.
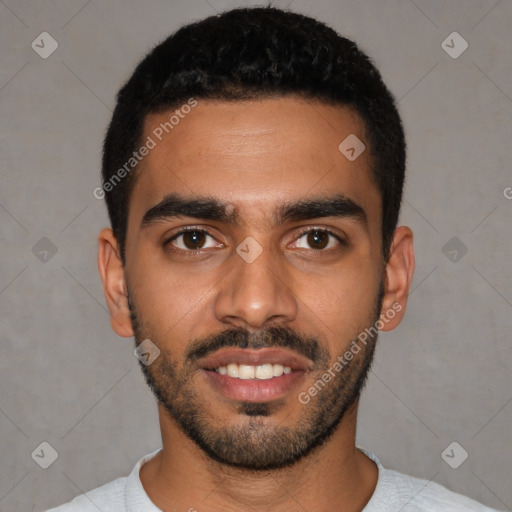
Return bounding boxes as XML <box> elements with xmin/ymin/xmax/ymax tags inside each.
<box><xmin>164</xmin><ymin>226</ymin><xmax>346</xmax><ymax>256</ymax></box>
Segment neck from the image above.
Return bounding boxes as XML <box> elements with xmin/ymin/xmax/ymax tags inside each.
<box><xmin>140</xmin><ymin>401</ymin><xmax>378</xmax><ymax>512</ymax></box>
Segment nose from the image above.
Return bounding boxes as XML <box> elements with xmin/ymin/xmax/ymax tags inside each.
<box><xmin>213</xmin><ymin>240</ymin><xmax>298</xmax><ymax>330</ymax></box>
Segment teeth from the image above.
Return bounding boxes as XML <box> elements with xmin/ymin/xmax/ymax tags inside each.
<box><xmin>273</xmin><ymin>364</ymin><xmax>284</xmax><ymax>377</ymax></box>
<box><xmin>255</xmin><ymin>364</ymin><xmax>273</xmax><ymax>379</ymax></box>
<box><xmin>227</xmin><ymin>363</ymin><xmax>238</xmax><ymax>378</ymax></box>
<box><xmin>238</xmin><ymin>364</ymin><xmax>255</xmax><ymax>379</ymax></box>
<box><xmin>214</xmin><ymin>363</ymin><xmax>292</xmax><ymax>380</ymax></box>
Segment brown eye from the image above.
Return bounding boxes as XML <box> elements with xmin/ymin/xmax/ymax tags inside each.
<box><xmin>306</xmin><ymin>230</ymin><xmax>329</xmax><ymax>249</ymax></box>
<box><xmin>182</xmin><ymin>230</ymin><xmax>206</xmax><ymax>249</ymax></box>
<box><xmin>293</xmin><ymin>229</ymin><xmax>342</xmax><ymax>251</ymax></box>
<box><xmin>167</xmin><ymin>229</ymin><xmax>220</xmax><ymax>251</ymax></box>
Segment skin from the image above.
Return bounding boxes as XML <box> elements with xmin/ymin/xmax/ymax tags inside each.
<box><xmin>98</xmin><ymin>97</ymin><xmax>415</xmax><ymax>512</ymax></box>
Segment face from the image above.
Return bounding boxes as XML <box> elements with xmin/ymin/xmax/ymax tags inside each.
<box><xmin>100</xmin><ymin>97</ymin><xmax>411</xmax><ymax>470</ymax></box>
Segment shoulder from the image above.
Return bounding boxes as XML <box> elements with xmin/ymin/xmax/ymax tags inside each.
<box><xmin>359</xmin><ymin>448</ymin><xmax>503</xmax><ymax>512</ymax></box>
<box><xmin>44</xmin><ymin>476</ymin><xmax>127</xmax><ymax>512</ymax></box>
<box><xmin>382</xmin><ymin>467</ymin><xmax>501</xmax><ymax>511</ymax></box>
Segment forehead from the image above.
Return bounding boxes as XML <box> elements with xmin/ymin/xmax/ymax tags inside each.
<box><xmin>129</xmin><ymin>97</ymin><xmax>381</xmax><ymax>230</ymax></box>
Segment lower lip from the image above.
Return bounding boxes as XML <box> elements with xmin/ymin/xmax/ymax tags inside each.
<box><xmin>202</xmin><ymin>369</ymin><xmax>306</xmax><ymax>402</ymax></box>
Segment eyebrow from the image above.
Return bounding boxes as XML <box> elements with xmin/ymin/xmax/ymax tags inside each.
<box><xmin>141</xmin><ymin>192</ymin><xmax>368</xmax><ymax>229</ymax></box>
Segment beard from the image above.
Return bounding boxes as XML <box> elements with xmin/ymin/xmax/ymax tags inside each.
<box><xmin>128</xmin><ymin>281</ymin><xmax>383</xmax><ymax>471</ymax></box>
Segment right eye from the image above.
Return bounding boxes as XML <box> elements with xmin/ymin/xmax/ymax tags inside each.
<box><xmin>165</xmin><ymin>227</ymin><xmax>223</xmax><ymax>253</ymax></box>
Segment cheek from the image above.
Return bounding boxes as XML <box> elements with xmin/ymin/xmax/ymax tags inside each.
<box><xmin>129</xmin><ymin>239</ymin><xmax>212</xmax><ymax>311</ymax></box>
<box><xmin>146</xmin><ymin>281</ymin><xmax>204</xmax><ymax>332</ymax></box>
<box><xmin>127</xmin><ymin>262</ymin><xmax>205</xmax><ymax>341</ymax></box>
<box><xmin>295</xmin><ymin>264</ymin><xmax>381</xmax><ymax>338</ymax></box>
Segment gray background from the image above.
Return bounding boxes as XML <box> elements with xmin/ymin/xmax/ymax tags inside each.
<box><xmin>1</xmin><ymin>0</ymin><xmax>511</xmax><ymax>510</ymax></box>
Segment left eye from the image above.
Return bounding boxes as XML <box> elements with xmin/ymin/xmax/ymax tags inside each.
<box><xmin>168</xmin><ymin>229</ymin><xmax>221</xmax><ymax>251</ymax></box>
<box><xmin>293</xmin><ymin>229</ymin><xmax>342</xmax><ymax>250</ymax></box>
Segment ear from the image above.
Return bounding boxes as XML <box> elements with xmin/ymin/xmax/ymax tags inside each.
<box><xmin>97</xmin><ymin>228</ymin><xmax>134</xmax><ymax>338</ymax></box>
<box><xmin>379</xmin><ymin>226</ymin><xmax>415</xmax><ymax>331</ymax></box>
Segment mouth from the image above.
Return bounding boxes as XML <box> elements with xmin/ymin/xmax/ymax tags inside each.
<box><xmin>197</xmin><ymin>347</ymin><xmax>313</xmax><ymax>403</ymax></box>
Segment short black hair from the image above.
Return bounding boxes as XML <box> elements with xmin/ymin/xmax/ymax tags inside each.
<box><xmin>102</xmin><ymin>6</ymin><xmax>406</xmax><ymax>262</ymax></box>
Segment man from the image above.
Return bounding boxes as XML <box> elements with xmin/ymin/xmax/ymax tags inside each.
<box><xmin>47</xmin><ymin>6</ymin><xmax>502</xmax><ymax>512</ymax></box>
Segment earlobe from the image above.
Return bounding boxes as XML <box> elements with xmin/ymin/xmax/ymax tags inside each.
<box><xmin>97</xmin><ymin>228</ymin><xmax>134</xmax><ymax>338</ymax></box>
<box><xmin>379</xmin><ymin>226</ymin><xmax>415</xmax><ymax>332</ymax></box>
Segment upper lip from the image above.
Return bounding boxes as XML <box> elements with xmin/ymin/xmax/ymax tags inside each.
<box><xmin>197</xmin><ymin>347</ymin><xmax>313</xmax><ymax>372</ymax></box>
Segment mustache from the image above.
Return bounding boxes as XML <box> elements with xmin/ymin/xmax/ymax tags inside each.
<box><xmin>186</xmin><ymin>325</ymin><xmax>326</xmax><ymax>365</ymax></box>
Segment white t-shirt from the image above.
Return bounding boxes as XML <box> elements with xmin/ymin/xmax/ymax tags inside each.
<box><xmin>45</xmin><ymin>447</ymin><xmax>503</xmax><ymax>511</ymax></box>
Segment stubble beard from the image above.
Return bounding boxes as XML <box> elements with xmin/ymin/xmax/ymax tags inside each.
<box><xmin>128</xmin><ymin>283</ymin><xmax>383</xmax><ymax>470</ymax></box>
